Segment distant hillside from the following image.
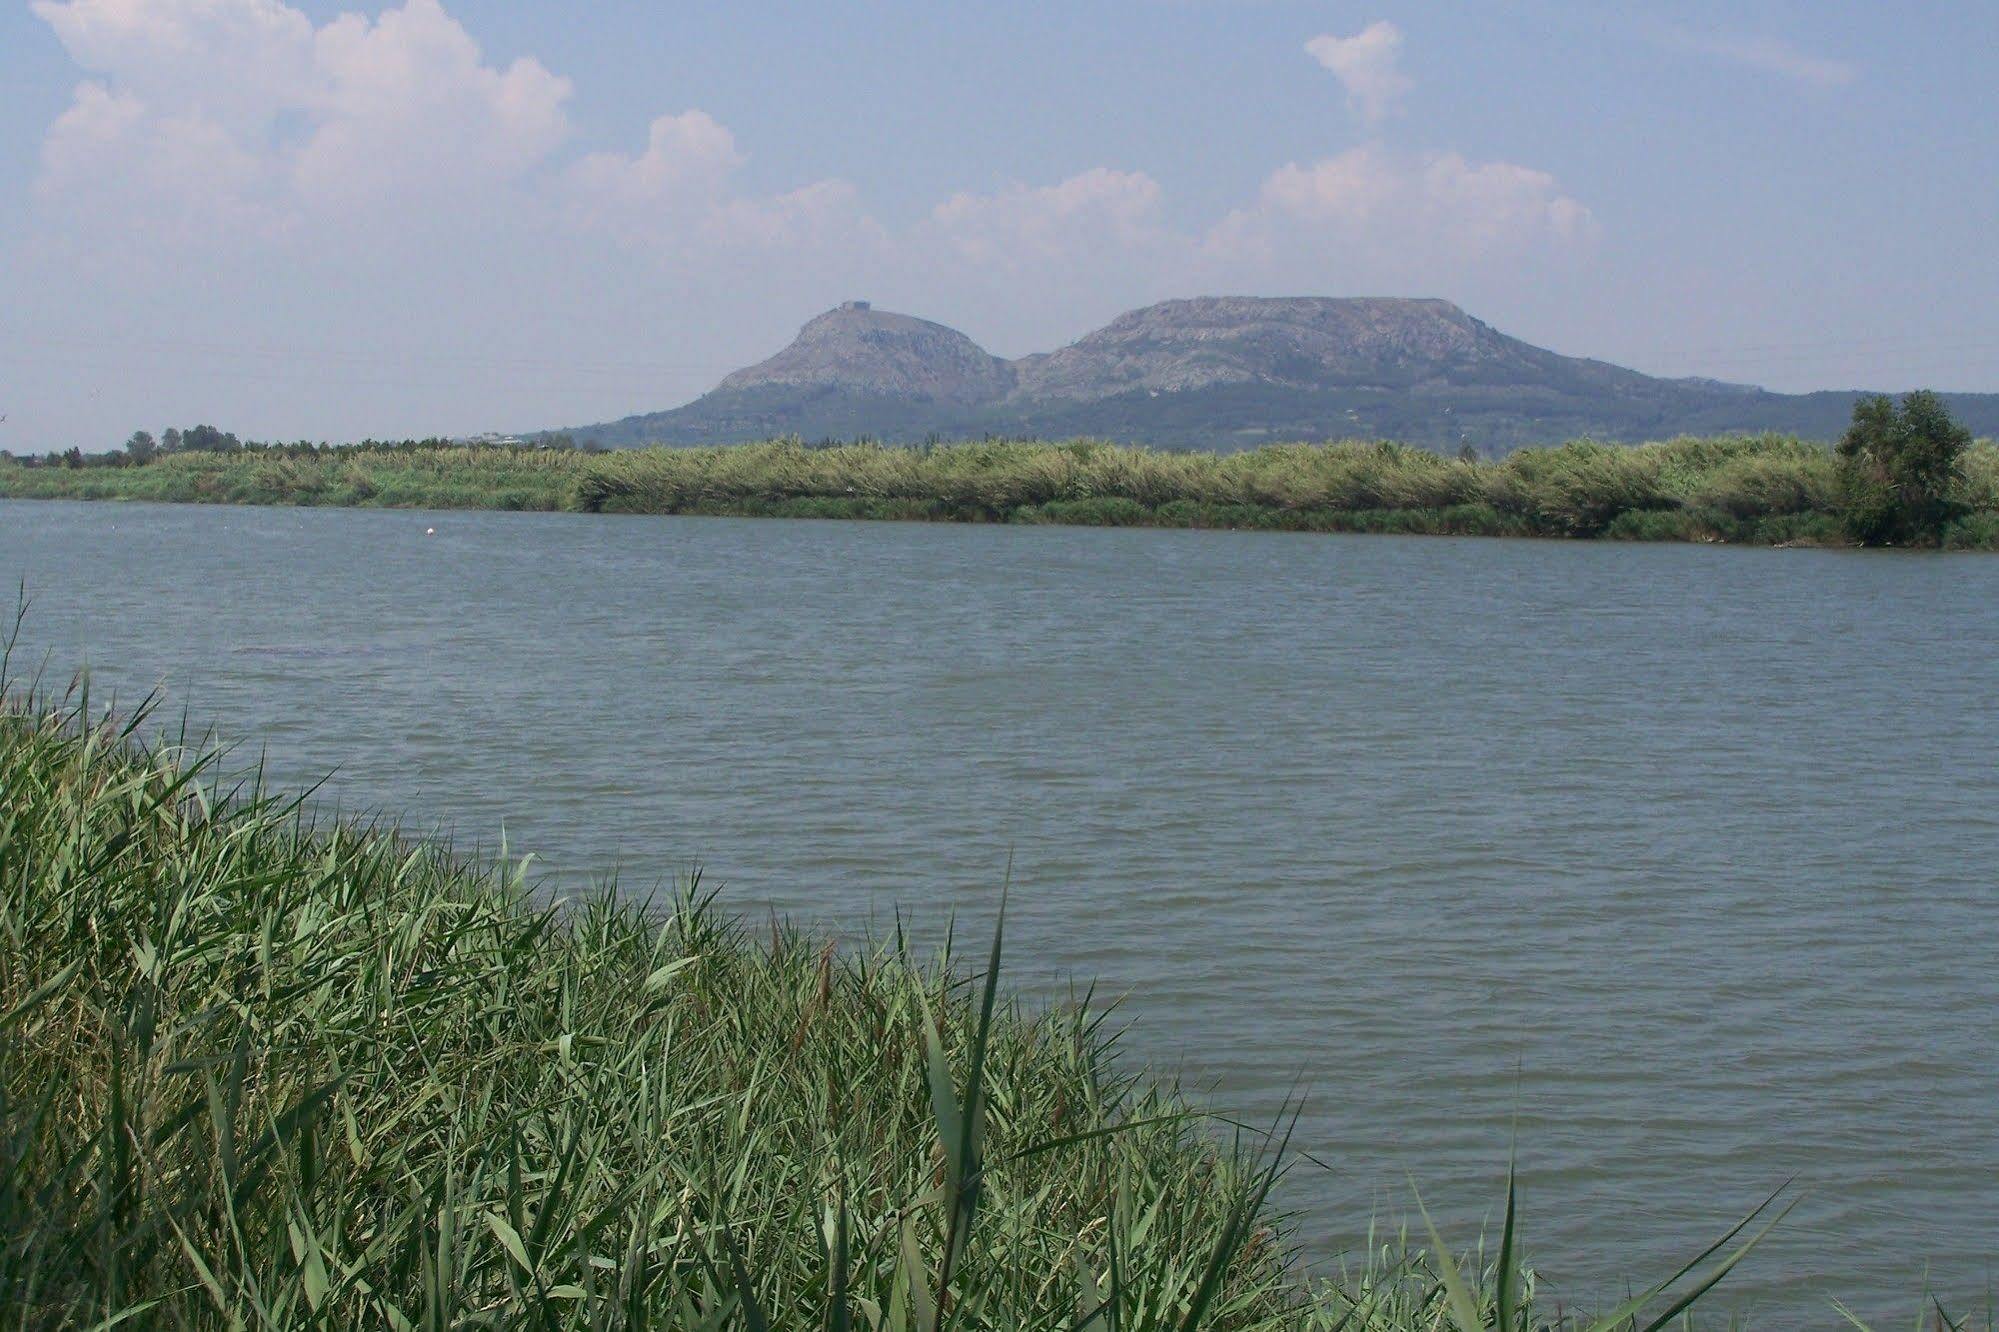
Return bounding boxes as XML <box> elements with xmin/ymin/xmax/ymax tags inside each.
<box><xmin>558</xmin><ymin>297</ymin><xmax>1999</xmax><ymax>451</ymax></box>
<box><xmin>716</xmin><ymin>302</ymin><xmax>1017</xmax><ymax>404</ymax></box>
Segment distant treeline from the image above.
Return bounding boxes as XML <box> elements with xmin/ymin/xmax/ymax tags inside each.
<box><xmin>3</xmin><ymin>396</ymin><xmax>1990</xmax><ymax>548</ymax></box>
<box><xmin>0</xmin><ymin>426</ymin><xmax>599</xmax><ymax>470</ymax></box>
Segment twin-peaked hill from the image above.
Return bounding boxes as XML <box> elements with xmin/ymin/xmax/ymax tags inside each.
<box><xmin>559</xmin><ymin>298</ymin><xmax>1999</xmax><ymax>451</ymax></box>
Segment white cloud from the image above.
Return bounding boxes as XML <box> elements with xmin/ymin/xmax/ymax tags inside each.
<box><xmin>715</xmin><ymin>179</ymin><xmax>879</xmax><ymax>250</ymax></box>
<box><xmin>909</xmin><ymin>148</ymin><xmax>1593</xmax><ymax>357</ymax></box>
<box><xmin>1651</xmin><ymin>24</ymin><xmax>1856</xmax><ymax>89</ymax></box>
<box><xmin>36</xmin><ymin>79</ymin><xmax>279</xmax><ymax>240</ymax></box>
<box><xmin>569</xmin><ymin>110</ymin><xmax>744</xmax><ymax>206</ymax></box>
<box><xmin>928</xmin><ymin>168</ymin><xmax>1167</xmax><ymax>266</ymax></box>
<box><xmin>1701</xmin><ymin>34</ymin><xmax>1855</xmax><ymax>88</ymax></box>
<box><xmin>1304</xmin><ymin>20</ymin><xmax>1412</xmax><ymax>125</ymax></box>
<box><xmin>564</xmin><ymin>112</ymin><xmax>881</xmax><ymax>264</ymax></box>
<box><xmin>30</xmin><ymin>0</ymin><xmax>319</xmax><ymax>117</ymax></box>
<box><xmin>13</xmin><ymin>0</ymin><xmax>1604</xmax><ymax>445</ymax></box>
<box><xmin>31</xmin><ymin>0</ymin><xmax>575</xmax><ymax>240</ymax></box>
<box><xmin>28</xmin><ymin>0</ymin><xmax>1589</xmax><ymax>283</ymax></box>
<box><xmin>32</xmin><ymin>0</ymin><xmax>892</xmax><ymax>272</ymax></box>
<box><xmin>1211</xmin><ymin>144</ymin><xmax>1595</xmax><ymax>266</ymax></box>
<box><xmin>294</xmin><ymin>0</ymin><xmax>573</xmax><ymax>204</ymax></box>
<box><xmin>564</xmin><ymin>110</ymin><xmax>747</xmax><ymax>238</ymax></box>
<box><xmin>1416</xmin><ymin>151</ymin><xmax>1595</xmax><ymax>246</ymax></box>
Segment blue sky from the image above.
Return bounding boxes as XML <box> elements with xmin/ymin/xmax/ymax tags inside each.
<box><xmin>1</xmin><ymin>0</ymin><xmax>1994</xmax><ymax>449</ymax></box>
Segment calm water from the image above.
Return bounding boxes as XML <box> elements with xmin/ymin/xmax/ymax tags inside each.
<box><xmin>5</xmin><ymin>498</ymin><xmax>1996</xmax><ymax>1324</ymax></box>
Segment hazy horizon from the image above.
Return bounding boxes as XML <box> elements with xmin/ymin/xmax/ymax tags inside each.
<box><xmin>2</xmin><ymin>1</ymin><xmax>1995</xmax><ymax>451</ymax></box>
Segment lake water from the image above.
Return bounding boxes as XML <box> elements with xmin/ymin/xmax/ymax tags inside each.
<box><xmin>5</xmin><ymin>498</ymin><xmax>1996</xmax><ymax>1325</ymax></box>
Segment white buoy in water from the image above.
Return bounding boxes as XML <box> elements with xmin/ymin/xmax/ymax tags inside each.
<box><xmin>426</xmin><ymin>527</ymin><xmax>435</xmax><ymax>535</ymax></box>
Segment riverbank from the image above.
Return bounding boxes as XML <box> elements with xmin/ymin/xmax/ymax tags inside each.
<box><xmin>8</xmin><ymin>435</ymin><xmax>1999</xmax><ymax>546</ymax></box>
<box><xmin>0</xmin><ymin>676</ymin><xmax>1799</xmax><ymax>1328</ymax></box>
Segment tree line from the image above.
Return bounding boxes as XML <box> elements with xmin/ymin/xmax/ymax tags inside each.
<box><xmin>1</xmin><ymin>427</ymin><xmax>597</xmax><ymax>470</ymax></box>
<box><xmin>2</xmin><ymin>395</ymin><xmax>1979</xmax><ymax>547</ymax></box>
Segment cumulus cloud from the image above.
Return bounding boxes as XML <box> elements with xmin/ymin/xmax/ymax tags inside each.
<box><xmin>32</xmin><ymin>0</ymin><xmax>573</xmax><ymax>227</ymax></box>
<box><xmin>1211</xmin><ymin>145</ymin><xmax>1594</xmax><ymax>268</ymax></box>
<box><xmin>928</xmin><ymin>168</ymin><xmax>1166</xmax><ymax>266</ymax></box>
<box><xmin>36</xmin><ymin>80</ymin><xmax>276</xmax><ymax>240</ymax></box>
<box><xmin>31</xmin><ymin>0</ymin><xmax>319</xmax><ymax>117</ymax></box>
<box><xmin>716</xmin><ymin>179</ymin><xmax>879</xmax><ymax>250</ymax></box>
<box><xmin>13</xmin><ymin>0</ymin><xmax>1602</xmax><ymax>445</ymax></box>
<box><xmin>28</xmin><ymin>0</ymin><xmax>1590</xmax><ymax>281</ymax></box>
<box><xmin>1304</xmin><ymin>20</ymin><xmax>1412</xmax><ymax>124</ymax></box>
<box><xmin>30</xmin><ymin>0</ymin><xmax>884</xmax><ymax>277</ymax></box>
<box><xmin>1190</xmin><ymin>26</ymin><xmax>1595</xmax><ymax>283</ymax></box>
<box><xmin>292</xmin><ymin>0</ymin><xmax>573</xmax><ymax>204</ymax></box>
<box><xmin>568</xmin><ymin>110</ymin><xmax>745</xmax><ymax>208</ymax></box>
<box><xmin>564</xmin><ymin>112</ymin><xmax>880</xmax><ymax>264</ymax></box>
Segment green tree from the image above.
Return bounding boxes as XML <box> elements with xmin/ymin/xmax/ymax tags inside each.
<box><xmin>1835</xmin><ymin>390</ymin><xmax>1971</xmax><ymax>545</ymax></box>
<box><xmin>124</xmin><ymin>430</ymin><xmax>157</xmax><ymax>464</ymax></box>
<box><xmin>160</xmin><ymin>427</ymin><xmax>183</xmax><ymax>453</ymax></box>
<box><xmin>180</xmin><ymin>424</ymin><xmax>241</xmax><ymax>453</ymax></box>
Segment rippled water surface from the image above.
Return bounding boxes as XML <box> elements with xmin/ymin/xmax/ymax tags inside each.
<box><xmin>6</xmin><ymin>499</ymin><xmax>1995</xmax><ymax>1324</ymax></box>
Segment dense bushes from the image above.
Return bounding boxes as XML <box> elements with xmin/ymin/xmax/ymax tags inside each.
<box><xmin>1485</xmin><ymin>441</ymin><xmax>1671</xmax><ymax>536</ymax></box>
<box><xmin>573</xmin><ymin>434</ymin><xmax>1918</xmax><ymax>544</ymax></box>
<box><xmin>1835</xmin><ymin>391</ymin><xmax>1974</xmax><ymax>545</ymax></box>
<box><xmin>9</xmin><ymin>430</ymin><xmax>1999</xmax><ymax>546</ymax></box>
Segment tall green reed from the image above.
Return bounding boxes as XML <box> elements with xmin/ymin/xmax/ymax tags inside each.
<box><xmin>2</xmin><ymin>655</ymin><xmax>1800</xmax><ymax>1328</ymax></box>
<box><xmin>11</xmin><ymin>433</ymin><xmax>1999</xmax><ymax>545</ymax></box>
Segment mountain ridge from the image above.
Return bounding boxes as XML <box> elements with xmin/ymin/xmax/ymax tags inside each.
<box><xmin>557</xmin><ymin>297</ymin><xmax>1999</xmax><ymax>451</ymax></box>
<box><xmin>715</xmin><ymin>301</ymin><xmax>1018</xmax><ymax>404</ymax></box>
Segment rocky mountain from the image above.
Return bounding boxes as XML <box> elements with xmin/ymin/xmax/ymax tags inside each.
<box><xmin>559</xmin><ymin>297</ymin><xmax>1999</xmax><ymax>451</ymax></box>
<box><xmin>716</xmin><ymin>302</ymin><xmax>1016</xmax><ymax>405</ymax></box>
<box><xmin>1009</xmin><ymin>297</ymin><xmax>1637</xmax><ymax>400</ymax></box>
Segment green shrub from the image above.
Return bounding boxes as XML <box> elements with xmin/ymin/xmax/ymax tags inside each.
<box><xmin>1601</xmin><ymin>508</ymin><xmax>1707</xmax><ymax>542</ymax></box>
<box><xmin>0</xmin><ymin>434</ymin><xmax>1898</xmax><ymax>549</ymax></box>
<box><xmin>1489</xmin><ymin>441</ymin><xmax>1675</xmax><ymax>537</ymax></box>
<box><xmin>1017</xmin><ymin>497</ymin><xmax>1155</xmax><ymax>526</ymax></box>
<box><xmin>1941</xmin><ymin>511</ymin><xmax>1999</xmax><ymax>550</ymax></box>
<box><xmin>1686</xmin><ymin>452</ymin><xmax>1837</xmax><ymax>519</ymax></box>
<box><xmin>1747</xmin><ymin>512</ymin><xmax>1847</xmax><ymax>547</ymax></box>
<box><xmin>1950</xmin><ymin>441</ymin><xmax>1999</xmax><ymax>513</ymax></box>
<box><xmin>1835</xmin><ymin>391</ymin><xmax>1972</xmax><ymax>545</ymax></box>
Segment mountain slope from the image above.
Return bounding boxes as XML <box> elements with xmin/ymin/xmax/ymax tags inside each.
<box><xmin>1009</xmin><ymin>297</ymin><xmax>1644</xmax><ymax>399</ymax></box>
<box><xmin>716</xmin><ymin>301</ymin><xmax>1016</xmax><ymax>404</ymax></box>
<box><xmin>560</xmin><ymin>298</ymin><xmax>1999</xmax><ymax>451</ymax></box>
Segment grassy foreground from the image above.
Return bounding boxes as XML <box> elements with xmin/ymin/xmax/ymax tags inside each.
<box><xmin>0</xmin><ymin>673</ymin><xmax>1819</xmax><ymax>1329</ymax></box>
<box><xmin>8</xmin><ymin>435</ymin><xmax>1999</xmax><ymax>546</ymax></box>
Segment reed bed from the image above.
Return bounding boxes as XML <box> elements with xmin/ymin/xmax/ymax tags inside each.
<box><xmin>0</xmin><ymin>654</ymin><xmax>1806</xmax><ymax>1329</ymax></box>
<box><xmin>8</xmin><ymin>435</ymin><xmax>1999</xmax><ymax>545</ymax></box>
<box><xmin>0</xmin><ymin>447</ymin><xmax>581</xmax><ymax>512</ymax></box>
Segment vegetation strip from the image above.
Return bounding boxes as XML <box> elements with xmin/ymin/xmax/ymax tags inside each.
<box><xmin>3</xmin><ymin>395</ymin><xmax>1991</xmax><ymax>547</ymax></box>
<box><xmin>0</xmin><ymin>659</ymin><xmax>1825</xmax><ymax>1327</ymax></box>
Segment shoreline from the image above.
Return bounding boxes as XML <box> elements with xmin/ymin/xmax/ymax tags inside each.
<box><xmin>6</xmin><ymin>434</ymin><xmax>1999</xmax><ymax>549</ymax></box>
<box><xmin>0</xmin><ymin>679</ymin><xmax>1819</xmax><ymax>1327</ymax></box>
